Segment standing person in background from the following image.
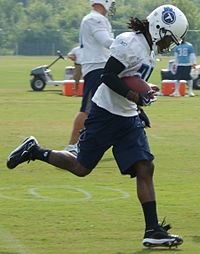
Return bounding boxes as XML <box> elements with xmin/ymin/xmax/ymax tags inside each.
<box><xmin>67</xmin><ymin>46</ymin><xmax>83</xmax><ymax>96</ymax></box>
<box><xmin>170</xmin><ymin>39</ymin><xmax>196</xmax><ymax>97</ymax></box>
<box><xmin>65</xmin><ymin>0</ymin><xmax>116</xmax><ymax>153</ymax></box>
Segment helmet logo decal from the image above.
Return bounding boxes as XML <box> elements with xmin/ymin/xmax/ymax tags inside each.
<box><xmin>162</xmin><ymin>7</ymin><xmax>176</xmax><ymax>24</ymax></box>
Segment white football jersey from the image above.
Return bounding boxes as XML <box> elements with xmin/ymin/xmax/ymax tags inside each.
<box><xmin>92</xmin><ymin>32</ymin><xmax>156</xmax><ymax>117</ymax></box>
<box><xmin>80</xmin><ymin>10</ymin><xmax>114</xmax><ymax>77</ymax></box>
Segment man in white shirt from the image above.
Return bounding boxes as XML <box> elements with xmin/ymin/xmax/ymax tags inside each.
<box><xmin>67</xmin><ymin>46</ymin><xmax>83</xmax><ymax>96</ymax></box>
<box><xmin>65</xmin><ymin>0</ymin><xmax>115</xmax><ymax>153</ymax></box>
<box><xmin>7</xmin><ymin>4</ymin><xmax>188</xmax><ymax>249</ymax></box>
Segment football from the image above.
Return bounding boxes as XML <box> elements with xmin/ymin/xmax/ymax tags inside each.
<box><xmin>121</xmin><ymin>76</ymin><xmax>153</xmax><ymax>93</ymax></box>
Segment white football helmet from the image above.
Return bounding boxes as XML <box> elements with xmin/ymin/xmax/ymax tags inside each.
<box><xmin>90</xmin><ymin>0</ymin><xmax>116</xmax><ymax>15</ymax></box>
<box><xmin>147</xmin><ymin>5</ymin><xmax>188</xmax><ymax>47</ymax></box>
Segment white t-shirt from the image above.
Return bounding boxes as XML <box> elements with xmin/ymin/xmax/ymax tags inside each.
<box><xmin>92</xmin><ymin>32</ymin><xmax>156</xmax><ymax>117</ymax></box>
<box><xmin>68</xmin><ymin>46</ymin><xmax>83</xmax><ymax>65</ymax></box>
<box><xmin>79</xmin><ymin>10</ymin><xmax>114</xmax><ymax>77</ymax></box>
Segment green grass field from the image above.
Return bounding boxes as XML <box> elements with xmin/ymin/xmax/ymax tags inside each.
<box><xmin>0</xmin><ymin>55</ymin><xmax>200</xmax><ymax>254</ymax></box>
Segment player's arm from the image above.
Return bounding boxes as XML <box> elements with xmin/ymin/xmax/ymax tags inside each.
<box><xmin>101</xmin><ymin>56</ymin><xmax>139</xmax><ymax>102</ymax></box>
<box><xmin>93</xmin><ymin>30</ymin><xmax>114</xmax><ymax>49</ymax></box>
<box><xmin>190</xmin><ymin>53</ymin><xmax>196</xmax><ymax>66</ymax></box>
<box><xmin>88</xmin><ymin>17</ymin><xmax>114</xmax><ymax>49</ymax></box>
<box><xmin>67</xmin><ymin>53</ymin><xmax>76</xmax><ymax>61</ymax></box>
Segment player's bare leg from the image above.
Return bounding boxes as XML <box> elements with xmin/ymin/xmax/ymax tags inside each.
<box><xmin>134</xmin><ymin>160</ymin><xmax>183</xmax><ymax>248</ymax></box>
<box><xmin>73</xmin><ymin>82</ymin><xmax>79</xmax><ymax>96</ymax></box>
<box><xmin>64</xmin><ymin>112</ymin><xmax>88</xmax><ymax>154</ymax></box>
<box><xmin>6</xmin><ymin>136</ymin><xmax>92</xmax><ymax>177</ymax></box>
<box><xmin>135</xmin><ymin>160</ymin><xmax>155</xmax><ymax>203</ymax></box>
<box><xmin>68</xmin><ymin>112</ymin><xmax>88</xmax><ymax>145</ymax></box>
<box><xmin>48</xmin><ymin>150</ymin><xmax>92</xmax><ymax>177</ymax></box>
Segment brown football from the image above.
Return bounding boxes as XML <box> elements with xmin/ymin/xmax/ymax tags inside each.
<box><xmin>121</xmin><ymin>76</ymin><xmax>151</xmax><ymax>93</ymax></box>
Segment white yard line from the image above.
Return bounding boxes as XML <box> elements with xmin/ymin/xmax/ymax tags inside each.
<box><xmin>0</xmin><ymin>185</ymin><xmax>130</xmax><ymax>202</ymax></box>
<box><xmin>95</xmin><ymin>186</ymin><xmax>130</xmax><ymax>201</ymax></box>
<box><xmin>28</xmin><ymin>185</ymin><xmax>92</xmax><ymax>202</ymax></box>
<box><xmin>0</xmin><ymin>225</ymin><xmax>34</xmax><ymax>254</ymax></box>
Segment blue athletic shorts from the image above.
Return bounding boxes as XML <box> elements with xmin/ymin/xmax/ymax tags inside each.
<box><xmin>175</xmin><ymin>65</ymin><xmax>192</xmax><ymax>80</ymax></box>
<box><xmin>80</xmin><ymin>69</ymin><xmax>104</xmax><ymax>113</ymax></box>
<box><xmin>77</xmin><ymin>104</ymin><xmax>154</xmax><ymax>178</ymax></box>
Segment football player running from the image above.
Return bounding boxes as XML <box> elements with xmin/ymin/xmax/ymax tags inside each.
<box><xmin>7</xmin><ymin>5</ymin><xmax>188</xmax><ymax>248</ymax></box>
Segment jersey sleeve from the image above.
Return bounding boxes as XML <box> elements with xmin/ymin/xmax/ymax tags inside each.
<box><xmin>87</xmin><ymin>16</ymin><xmax>110</xmax><ymax>33</ymax></box>
<box><xmin>93</xmin><ymin>30</ymin><xmax>114</xmax><ymax>49</ymax></box>
<box><xmin>190</xmin><ymin>53</ymin><xmax>196</xmax><ymax>65</ymax></box>
<box><xmin>110</xmin><ymin>33</ymin><xmax>137</xmax><ymax>68</ymax></box>
<box><xmin>86</xmin><ymin>17</ymin><xmax>113</xmax><ymax>48</ymax></box>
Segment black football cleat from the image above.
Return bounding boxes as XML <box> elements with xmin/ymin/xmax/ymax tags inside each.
<box><xmin>7</xmin><ymin>136</ymin><xmax>39</xmax><ymax>169</ymax></box>
<box><xmin>143</xmin><ymin>219</ymin><xmax>183</xmax><ymax>248</ymax></box>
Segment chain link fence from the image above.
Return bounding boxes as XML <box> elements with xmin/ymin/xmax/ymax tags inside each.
<box><xmin>1</xmin><ymin>30</ymin><xmax>200</xmax><ymax>56</ymax></box>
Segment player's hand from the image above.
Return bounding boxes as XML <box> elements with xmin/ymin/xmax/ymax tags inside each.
<box><xmin>138</xmin><ymin>83</ymin><xmax>159</xmax><ymax>106</ymax></box>
<box><xmin>148</xmin><ymin>83</ymin><xmax>160</xmax><ymax>93</ymax></box>
<box><xmin>138</xmin><ymin>90</ymin><xmax>157</xmax><ymax>106</ymax></box>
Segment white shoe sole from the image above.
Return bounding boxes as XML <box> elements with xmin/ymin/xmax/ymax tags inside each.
<box><xmin>143</xmin><ymin>237</ymin><xmax>183</xmax><ymax>248</ymax></box>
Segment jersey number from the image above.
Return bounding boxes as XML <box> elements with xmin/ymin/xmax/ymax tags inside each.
<box><xmin>138</xmin><ymin>64</ymin><xmax>153</xmax><ymax>81</ymax></box>
<box><xmin>177</xmin><ymin>48</ymin><xmax>189</xmax><ymax>57</ymax></box>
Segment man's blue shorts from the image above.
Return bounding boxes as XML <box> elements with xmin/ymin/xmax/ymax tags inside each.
<box><xmin>77</xmin><ymin>104</ymin><xmax>154</xmax><ymax>178</ymax></box>
<box><xmin>175</xmin><ymin>65</ymin><xmax>192</xmax><ymax>80</ymax></box>
<box><xmin>80</xmin><ymin>69</ymin><xmax>104</xmax><ymax>113</ymax></box>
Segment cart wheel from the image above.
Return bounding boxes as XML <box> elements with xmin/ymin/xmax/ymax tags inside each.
<box><xmin>193</xmin><ymin>77</ymin><xmax>200</xmax><ymax>90</ymax></box>
<box><xmin>30</xmin><ymin>77</ymin><xmax>46</xmax><ymax>91</ymax></box>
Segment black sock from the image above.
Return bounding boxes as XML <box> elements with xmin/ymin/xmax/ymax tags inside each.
<box><xmin>32</xmin><ymin>146</ymin><xmax>51</xmax><ymax>162</ymax></box>
<box><xmin>142</xmin><ymin>201</ymin><xmax>158</xmax><ymax>230</ymax></box>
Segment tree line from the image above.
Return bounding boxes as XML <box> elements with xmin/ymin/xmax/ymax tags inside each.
<box><xmin>0</xmin><ymin>0</ymin><xmax>200</xmax><ymax>55</ymax></box>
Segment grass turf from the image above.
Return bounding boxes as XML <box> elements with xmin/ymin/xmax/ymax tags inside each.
<box><xmin>0</xmin><ymin>56</ymin><xmax>200</xmax><ymax>253</ymax></box>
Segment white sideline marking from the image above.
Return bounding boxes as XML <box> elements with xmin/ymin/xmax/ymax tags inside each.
<box><xmin>149</xmin><ymin>133</ymin><xmax>165</xmax><ymax>139</ymax></box>
<box><xmin>0</xmin><ymin>185</ymin><xmax>130</xmax><ymax>202</ymax></box>
<box><xmin>28</xmin><ymin>185</ymin><xmax>92</xmax><ymax>202</ymax></box>
<box><xmin>0</xmin><ymin>187</ymin><xmax>34</xmax><ymax>202</ymax></box>
<box><xmin>95</xmin><ymin>186</ymin><xmax>130</xmax><ymax>201</ymax></box>
<box><xmin>0</xmin><ymin>225</ymin><xmax>34</xmax><ymax>254</ymax></box>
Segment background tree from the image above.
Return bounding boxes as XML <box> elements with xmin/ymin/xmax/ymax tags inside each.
<box><xmin>0</xmin><ymin>0</ymin><xmax>199</xmax><ymax>55</ymax></box>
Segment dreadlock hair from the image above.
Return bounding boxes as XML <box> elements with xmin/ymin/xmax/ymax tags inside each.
<box><xmin>128</xmin><ymin>17</ymin><xmax>153</xmax><ymax>50</ymax></box>
<box><xmin>128</xmin><ymin>17</ymin><xmax>148</xmax><ymax>33</ymax></box>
